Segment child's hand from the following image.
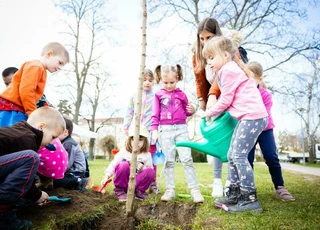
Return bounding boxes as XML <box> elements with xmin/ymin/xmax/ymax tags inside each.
<box><xmin>199</xmin><ymin>100</ymin><xmax>206</xmax><ymax>111</ymax></box>
<box><xmin>186</xmin><ymin>103</ymin><xmax>195</xmax><ymax>114</ymax></box>
<box><xmin>101</xmin><ymin>175</ymin><xmax>110</xmax><ymax>186</ymax></box>
<box><xmin>201</xmin><ymin>111</ymin><xmax>211</xmax><ymax>119</ymax></box>
<box><xmin>124</xmin><ymin>130</ymin><xmax>129</xmax><ymax>136</ymax></box>
<box><xmin>136</xmin><ymin>162</ymin><xmax>144</xmax><ymax>173</ymax></box>
<box><xmin>207</xmin><ymin>95</ymin><xmax>217</xmax><ymax>110</ymax></box>
<box><xmin>152</xmin><ymin>130</ymin><xmax>158</xmax><ymax>144</ymax></box>
<box><xmin>37</xmin><ymin>191</ymin><xmax>49</xmax><ymax>206</ymax></box>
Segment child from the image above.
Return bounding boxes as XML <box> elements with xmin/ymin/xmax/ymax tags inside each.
<box><xmin>151</xmin><ymin>64</ymin><xmax>204</xmax><ymax>203</ymax></box>
<box><xmin>0</xmin><ymin>106</ymin><xmax>66</xmax><ymax>229</ymax></box>
<box><xmin>1</xmin><ymin>66</ymin><xmax>53</xmax><ymax>109</ymax></box>
<box><xmin>192</xmin><ymin>18</ymin><xmax>249</xmax><ymax>197</ymax></box>
<box><xmin>202</xmin><ymin>36</ymin><xmax>268</xmax><ymax>212</ymax></box>
<box><xmin>36</xmin><ymin>138</ymin><xmax>69</xmax><ymax>190</ymax></box>
<box><xmin>123</xmin><ymin>69</ymin><xmax>160</xmax><ymax>194</ymax></box>
<box><xmin>246</xmin><ymin>61</ymin><xmax>295</xmax><ymax>201</ymax></box>
<box><xmin>53</xmin><ymin>117</ymin><xmax>88</xmax><ymax>192</ymax></box>
<box><xmin>0</xmin><ymin>42</ymin><xmax>69</xmax><ymax>126</ymax></box>
<box><xmin>2</xmin><ymin>67</ymin><xmax>18</xmax><ymax>87</ymax></box>
<box><xmin>101</xmin><ymin>125</ymin><xmax>155</xmax><ymax>202</ymax></box>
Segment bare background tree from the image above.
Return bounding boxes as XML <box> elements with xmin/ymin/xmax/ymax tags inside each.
<box><xmin>98</xmin><ymin>135</ymin><xmax>117</xmax><ymax>160</ymax></box>
<box><xmin>147</xmin><ymin>0</ymin><xmax>320</xmax><ymax>161</ymax></box>
<box><xmin>275</xmin><ymin>52</ymin><xmax>320</xmax><ymax>161</ymax></box>
<box><xmin>148</xmin><ymin>0</ymin><xmax>320</xmax><ymax>72</ymax></box>
<box><xmin>53</xmin><ymin>0</ymin><xmax>113</xmax><ymax>124</ymax></box>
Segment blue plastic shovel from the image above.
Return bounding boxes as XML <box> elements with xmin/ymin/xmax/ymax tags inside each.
<box><xmin>49</xmin><ymin>196</ymin><xmax>72</xmax><ymax>203</ymax></box>
<box><xmin>152</xmin><ymin>141</ymin><xmax>165</xmax><ymax>165</ymax></box>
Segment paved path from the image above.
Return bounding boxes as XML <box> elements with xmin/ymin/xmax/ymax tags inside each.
<box><xmin>256</xmin><ymin>162</ymin><xmax>320</xmax><ymax>176</ymax></box>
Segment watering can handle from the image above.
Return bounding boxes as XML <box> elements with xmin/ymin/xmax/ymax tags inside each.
<box><xmin>156</xmin><ymin>140</ymin><xmax>162</xmax><ymax>152</ymax></box>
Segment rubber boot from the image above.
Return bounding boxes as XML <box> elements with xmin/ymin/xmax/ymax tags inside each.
<box><xmin>214</xmin><ymin>183</ymin><xmax>240</xmax><ymax>208</ymax></box>
<box><xmin>222</xmin><ymin>188</ymin><xmax>263</xmax><ymax>213</ymax></box>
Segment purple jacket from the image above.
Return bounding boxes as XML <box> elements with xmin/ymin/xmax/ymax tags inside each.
<box><xmin>259</xmin><ymin>86</ymin><xmax>275</xmax><ymax>131</ymax></box>
<box><xmin>151</xmin><ymin>88</ymin><xmax>192</xmax><ymax>130</ymax></box>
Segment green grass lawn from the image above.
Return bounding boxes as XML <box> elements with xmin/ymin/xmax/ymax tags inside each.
<box><xmin>304</xmin><ymin>162</ymin><xmax>320</xmax><ymax>168</ymax></box>
<box><xmin>89</xmin><ymin>159</ymin><xmax>320</xmax><ymax>229</ymax></box>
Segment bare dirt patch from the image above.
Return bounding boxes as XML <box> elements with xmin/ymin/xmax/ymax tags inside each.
<box><xmin>16</xmin><ymin>188</ymin><xmax>199</xmax><ymax>229</ymax></box>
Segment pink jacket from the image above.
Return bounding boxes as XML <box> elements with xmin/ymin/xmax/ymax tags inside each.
<box><xmin>37</xmin><ymin>138</ymin><xmax>69</xmax><ymax>179</ymax></box>
<box><xmin>259</xmin><ymin>86</ymin><xmax>275</xmax><ymax>130</ymax></box>
<box><xmin>151</xmin><ymin>88</ymin><xmax>192</xmax><ymax>130</ymax></box>
<box><xmin>207</xmin><ymin>61</ymin><xmax>267</xmax><ymax>120</ymax></box>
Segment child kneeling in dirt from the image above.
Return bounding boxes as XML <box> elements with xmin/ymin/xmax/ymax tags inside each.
<box><xmin>0</xmin><ymin>107</ymin><xmax>66</xmax><ymax>229</ymax></box>
<box><xmin>101</xmin><ymin>125</ymin><xmax>155</xmax><ymax>202</ymax></box>
<box><xmin>53</xmin><ymin>117</ymin><xmax>88</xmax><ymax>192</ymax></box>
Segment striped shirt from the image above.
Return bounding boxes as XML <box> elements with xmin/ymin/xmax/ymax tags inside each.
<box><xmin>123</xmin><ymin>89</ymin><xmax>154</xmax><ymax>132</ymax></box>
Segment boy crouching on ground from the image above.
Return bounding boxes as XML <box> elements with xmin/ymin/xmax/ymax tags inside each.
<box><xmin>0</xmin><ymin>107</ymin><xmax>66</xmax><ymax>229</ymax></box>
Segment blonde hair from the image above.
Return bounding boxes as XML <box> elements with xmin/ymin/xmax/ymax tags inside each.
<box><xmin>27</xmin><ymin>107</ymin><xmax>66</xmax><ymax>134</ymax></box>
<box><xmin>220</xmin><ymin>28</ymin><xmax>243</xmax><ymax>48</ymax></box>
<box><xmin>246</xmin><ymin>61</ymin><xmax>268</xmax><ymax>88</ymax></box>
<box><xmin>41</xmin><ymin>42</ymin><xmax>70</xmax><ymax>63</ymax></box>
<box><xmin>202</xmin><ymin>36</ymin><xmax>253</xmax><ymax>78</ymax></box>
<box><xmin>154</xmin><ymin>64</ymin><xmax>183</xmax><ymax>84</ymax></box>
<box><xmin>125</xmin><ymin>136</ymin><xmax>149</xmax><ymax>153</ymax></box>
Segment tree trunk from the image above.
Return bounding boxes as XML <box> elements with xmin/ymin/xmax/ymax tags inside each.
<box><xmin>126</xmin><ymin>0</ymin><xmax>147</xmax><ymax>216</ymax></box>
<box><xmin>88</xmin><ymin>138</ymin><xmax>95</xmax><ymax>160</ymax></box>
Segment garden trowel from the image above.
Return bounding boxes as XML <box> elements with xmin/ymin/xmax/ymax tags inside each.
<box><xmin>152</xmin><ymin>141</ymin><xmax>165</xmax><ymax>165</ymax></box>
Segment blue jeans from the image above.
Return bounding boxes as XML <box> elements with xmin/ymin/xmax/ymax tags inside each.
<box><xmin>248</xmin><ymin>129</ymin><xmax>284</xmax><ymax>189</ymax></box>
<box><xmin>0</xmin><ymin>150</ymin><xmax>39</xmax><ymax>203</ymax></box>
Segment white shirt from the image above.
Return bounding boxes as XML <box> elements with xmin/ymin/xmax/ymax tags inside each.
<box><xmin>104</xmin><ymin>148</ymin><xmax>153</xmax><ymax>177</ymax></box>
<box><xmin>205</xmin><ymin>65</ymin><xmax>216</xmax><ymax>85</ymax></box>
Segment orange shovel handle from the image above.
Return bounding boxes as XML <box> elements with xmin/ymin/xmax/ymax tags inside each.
<box><xmin>100</xmin><ymin>178</ymin><xmax>112</xmax><ymax>192</ymax></box>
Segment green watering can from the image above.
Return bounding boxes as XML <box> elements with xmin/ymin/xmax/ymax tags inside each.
<box><xmin>175</xmin><ymin>112</ymin><xmax>237</xmax><ymax>162</ymax></box>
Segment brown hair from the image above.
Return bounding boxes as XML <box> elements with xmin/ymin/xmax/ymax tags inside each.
<box><xmin>154</xmin><ymin>64</ymin><xmax>183</xmax><ymax>84</ymax></box>
<box><xmin>144</xmin><ymin>69</ymin><xmax>154</xmax><ymax>79</ymax></box>
<box><xmin>202</xmin><ymin>36</ymin><xmax>253</xmax><ymax>78</ymax></box>
<box><xmin>125</xmin><ymin>136</ymin><xmax>149</xmax><ymax>153</ymax></box>
<box><xmin>195</xmin><ymin>18</ymin><xmax>222</xmax><ymax>73</ymax></box>
<box><xmin>246</xmin><ymin>61</ymin><xmax>267</xmax><ymax>88</ymax></box>
<box><xmin>41</xmin><ymin>42</ymin><xmax>70</xmax><ymax>63</ymax></box>
<box><xmin>63</xmin><ymin>116</ymin><xmax>74</xmax><ymax>135</ymax></box>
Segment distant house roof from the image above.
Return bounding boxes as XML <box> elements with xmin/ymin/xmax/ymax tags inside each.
<box><xmin>78</xmin><ymin>117</ymin><xmax>124</xmax><ymax>126</ymax></box>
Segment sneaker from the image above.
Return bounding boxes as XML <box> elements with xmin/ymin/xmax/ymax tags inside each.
<box><xmin>135</xmin><ymin>189</ymin><xmax>148</xmax><ymax>200</ymax></box>
<box><xmin>211</xmin><ymin>180</ymin><xmax>223</xmax><ymax>197</ymax></box>
<box><xmin>191</xmin><ymin>189</ymin><xmax>204</xmax><ymax>203</ymax></box>
<box><xmin>149</xmin><ymin>182</ymin><xmax>161</xmax><ymax>195</ymax></box>
<box><xmin>275</xmin><ymin>186</ymin><xmax>295</xmax><ymax>201</ymax></box>
<box><xmin>215</xmin><ymin>183</ymin><xmax>240</xmax><ymax>208</ymax></box>
<box><xmin>224</xmin><ymin>180</ymin><xmax>231</xmax><ymax>196</ymax></box>
<box><xmin>114</xmin><ymin>188</ymin><xmax>127</xmax><ymax>202</ymax></box>
<box><xmin>161</xmin><ymin>189</ymin><xmax>175</xmax><ymax>201</ymax></box>
<box><xmin>222</xmin><ymin>189</ymin><xmax>263</xmax><ymax>213</ymax></box>
<box><xmin>78</xmin><ymin>178</ymin><xmax>88</xmax><ymax>192</ymax></box>
<box><xmin>0</xmin><ymin>210</ymin><xmax>32</xmax><ymax>229</ymax></box>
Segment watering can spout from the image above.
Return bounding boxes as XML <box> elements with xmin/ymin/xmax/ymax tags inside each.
<box><xmin>175</xmin><ymin>140</ymin><xmax>228</xmax><ymax>162</ymax></box>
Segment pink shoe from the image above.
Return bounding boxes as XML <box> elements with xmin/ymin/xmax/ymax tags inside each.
<box><xmin>275</xmin><ymin>186</ymin><xmax>295</xmax><ymax>201</ymax></box>
<box><xmin>114</xmin><ymin>188</ymin><xmax>127</xmax><ymax>202</ymax></box>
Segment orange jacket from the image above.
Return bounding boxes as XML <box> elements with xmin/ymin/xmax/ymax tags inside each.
<box><xmin>0</xmin><ymin>60</ymin><xmax>47</xmax><ymax>116</ymax></box>
<box><xmin>192</xmin><ymin>54</ymin><xmax>221</xmax><ymax>104</ymax></box>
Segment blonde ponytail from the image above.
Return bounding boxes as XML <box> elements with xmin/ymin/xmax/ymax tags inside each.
<box><xmin>246</xmin><ymin>61</ymin><xmax>268</xmax><ymax>88</ymax></box>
